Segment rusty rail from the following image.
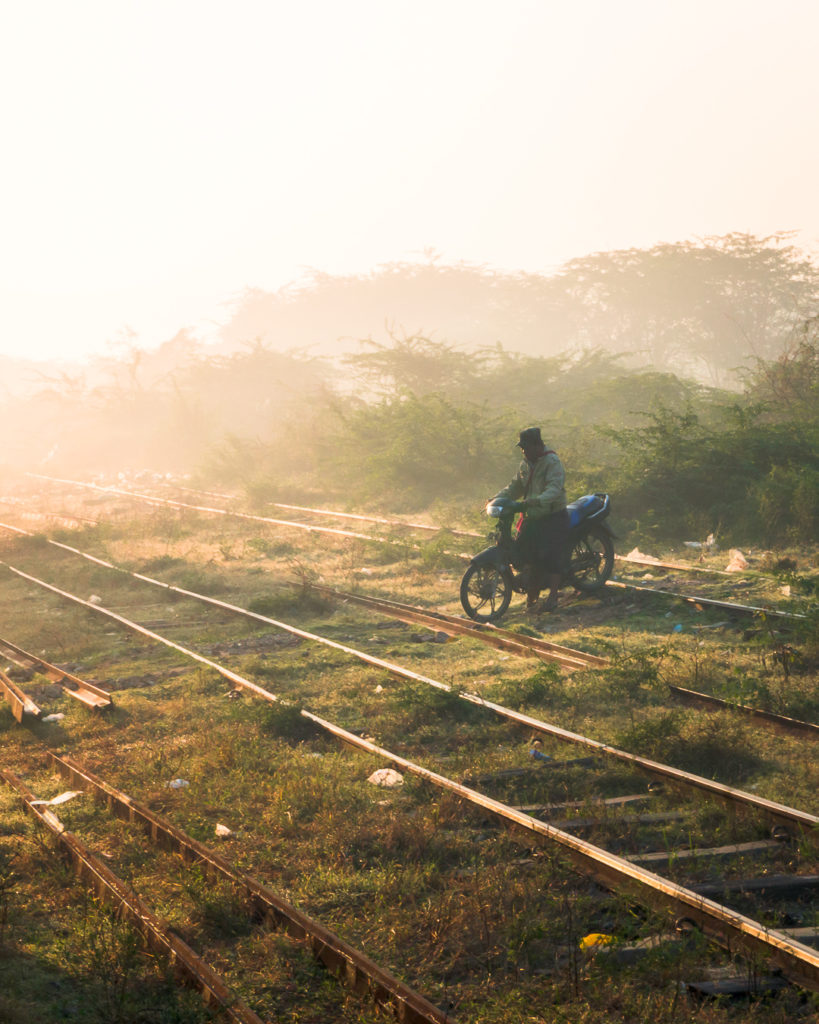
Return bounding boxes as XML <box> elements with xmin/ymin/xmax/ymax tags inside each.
<box><xmin>2</xmin><ymin>557</ymin><xmax>817</xmax><ymax>838</ymax></box>
<box><xmin>0</xmin><ymin>667</ymin><xmax>41</xmax><ymax>722</ymax></box>
<box><xmin>305</xmin><ymin>581</ymin><xmax>607</xmax><ymax>669</ymax></box>
<box><xmin>294</xmin><ymin>715</ymin><xmax>819</xmax><ymax>992</ymax></box>
<box><xmin>607</xmin><ymin>579</ymin><xmax>804</xmax><ymax>620</ymax></box>
<box><xmin>51</xmin><ymin>754</ymin><xmax>451</xmax><ymax>1024</ymax></box>
<box><xmin>669</xmin><ymin>684</ymin><xmax>819</xmax><ymax>739</ymax></box>
<box><xmin>3</xmin><ymin>564</ymin><xmax>818</xmax><ymax>988</ymax></box>
<box><xmin>24</xmin><ymin>473</ymin><xmax>413</xmax><ymax>547</ymax></box>
<box><xmin>0</xmin><ymin>769</ymin><xmax>266</xmax><ymax>1024</ymax></box>
<box><xmin>0</xmin><ymin>636</ymin><xmax>111</xmax><ymax>710</ymax></box>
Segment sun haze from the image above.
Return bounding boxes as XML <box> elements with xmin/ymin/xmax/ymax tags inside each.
<box><xmin>1</xmin><ymin>0</ymin><xmax>817</xmax><ymax>361</ymax></box>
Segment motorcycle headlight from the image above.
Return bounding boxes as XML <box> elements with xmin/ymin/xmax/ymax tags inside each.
<box><xmin>486</xmin><ymin>503</ymin><xmax>503</xmax><ymax>519</ymax></box>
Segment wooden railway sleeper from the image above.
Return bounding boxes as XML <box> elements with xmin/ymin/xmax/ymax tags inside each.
<box><xmin>3</xmin><ymin>556</ymin><xmax>817</xmax><ymax>843</ymax></box>
<box><xmin>1</xmin><ymin>768</ymin><xmax>266</xmax><ymax>1024</ymax></box>
<box><xmin>51</xmin><ymin>753</ymin><xmax>453</xmax><ymax>1024</ymax></box>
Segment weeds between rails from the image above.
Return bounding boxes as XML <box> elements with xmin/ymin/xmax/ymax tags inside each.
<box><xmin>2</xmin><ymin>560</ymin><xmax>819</xmax><ymax>995</ymax></box>
<box><xmin>3</xmin><ymin>582</ymin><xmax>819</xmax><ymax>1006</ymax></box>
<box><xmin>1</xmin><ymin>496</ymin><xmax>818</xmax><ymax>1020</ymax></box>
<box><xmin>4</xmin><ymin>629</ymin><xmax>819</xmax><ymax>1009</ymax></box>
<box><xmin>2</xmin><ymin>547</ymin><xmax>816</xmax><ymax>840</ymax></box>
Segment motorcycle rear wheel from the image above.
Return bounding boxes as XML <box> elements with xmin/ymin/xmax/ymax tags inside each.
<box><xmin>460</xmin><ymin>563</ymin><xmax>513</xmax><ymax>622</ymax></box>
<box><xmin>568</xmin><ymin>526</ymin><xmax>614</xmax><ymax>592</ymax></box>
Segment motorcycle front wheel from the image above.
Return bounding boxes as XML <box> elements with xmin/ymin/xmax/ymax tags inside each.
<box><xmin>460</xmin><ymin>563</ymin><xmax>513</xmax><ymax>622</ymax></box>
<box><xmin>567</xmin><ymin>526</ymin><xmax>614</xmax><ymax>592</ymax></box>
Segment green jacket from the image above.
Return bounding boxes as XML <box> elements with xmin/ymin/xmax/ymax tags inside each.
<box><xmin>493</xmin><ymin>448</ymin><xmax>567</xmax><ymax>518</ymax></box>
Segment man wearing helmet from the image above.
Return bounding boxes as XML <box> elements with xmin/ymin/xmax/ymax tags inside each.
<box><xmin>491</xmin><ymin>426</ymin><xmax>569</xmax><ymax>613</ymax></box>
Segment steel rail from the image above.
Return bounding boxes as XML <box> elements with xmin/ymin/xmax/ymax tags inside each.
<box><xmin>119</xmin><ymin>481</ymin><xmax>484</xmax><ymax>538</ymax></box>
<box><xmin>156</xmin><ymin>486</ymin><xmax>747</xmax><ymax>577</ymax></box>
<box><xmin>0</xmin><ymin>635</ymin><xmax>112</xmax><ymax>710</ymax></box>
<box><xmin>607</xmin><ymin>579</ymin><xmax>804</xmax><ymax>620</ymax></box>
<box><xmin>305</xmin><ymin>582</ymin><xmax>607</xmax><ymax>669</ymax></box>
<box><xmin>219</xmin><ymin>725</ymin><xmax>819</xmax><ymax>991</ymax></box>
<box><xmin>266</xmin><ymin>503</ymin><xmax>478</xmax><ymax>537</ymax></box>
<box><xmin>160</xmin><ymin>486</ymin><xmax>743</xmax><ymax>577</ymax></box>
<box><xmin>50</xmin><ymin>756</ymin><xmax>819</xmax><ymax>992</ymax></box>
<box><xmin>2</xmin><ymin>569</ymin><xmax>818</xmax><ymax>988</ymax></box>
<box><xmin>0</xmin><ymin>769</ymin><xmax>267</xmax><ymax>1024</ymax></box>
<box><xmin>668</xmin><ymin>684</ymin><xmax>819</xmax><ymax>739</ymax></box>
<box><xmin>24</xmin><ymin>472</ymin><xmax>417</xmax><ymax>547</ymax></box>
<box><xmin>29</xmin><ymin>474</ymin><xmax>807</xmax><ymax>618</ymax></box>
<box><xmin>51</xmin><ymin>754</ymin><xmax>451</xmax><ymax>1024</ymax></box>
<box><xmin>0</xmin><ymin>667</ymin><xmax>41</xmax><ymax>722</ymax></box>
<box><xmin>2</xmin><ymin>556</ymin><xmax>817</xmax><ymax>842</ymax></box>
<box><xmin>615</xmin><ymin>553</ymin><xmax>731</xmax><ymax>575</ymax></box>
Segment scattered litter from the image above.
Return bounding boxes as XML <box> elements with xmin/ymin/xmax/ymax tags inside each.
<box><xmin>88</xmin><ymin>594</ymin><xmax>103</xmax><ymax>605</ymax></box>
<box><xmin>214</xmin><ymin>824</ymin><xmax>233</xmax><ymax>838</ymax></box>
<box><xmin>529</xmin><ymin>749</ymin><xmax>552</xmax><ymax>762</ymax></box>
<box><xmin>725</xmin><ymin>549</ymin><xmax>748</xmax><ymax>572</ymax></box>
<box><xmin>42</xmin><ymin>713</ymin><xmax>65</xmax><ymax>723</ymax></box>
<box><xmin>683</xmin><ymin>541</ymin><xmax>702</xmax><ymax>549</ymax></box>
<box><xmin>30</xmin><ymin>790</ymin><xmax>84</xmax><ymax>807</ymax></box>
<box><xmin>672</xmin><ymin>624</ymin><xmax>683</xmax><ymax>633</ymax></box>
<box><xmin>780</xmin><ymin>584</ymin><xmax>791</xmax><ymax>597</ymax></box>
<box><xmin>367</xmin><ymin>768</ymin><xmax>404</xmax><ymax>788</ymax></box>
<box><xmin>167</xmin><ymin>778</ymin><xmax>189</xmax><ymax>789</ymax></box>
<box><xmin>498</xmin><ymin>655</ymin><xmax>510</xmax><ymax>661</ymax></box>
<box><xmin>355</xmin><ymin>568</ymin><xmax>374</xmax><ymax>576</ymax></box>
<box><xmin>224</xmin><ymin>689</ymin><xmax>242</xmax><ymax>699</ymax></box>
<box><xmin>580</xmin><ymin>933</ymin><xmax>615</xmax><ymax>950</ymax></box>
<box><xmin>625</xmin><ymin>547</ymin><xmax>660</xmax><ymax>563</ymax></box>
<box><xmin>374</xmin><ymin>684</ymin><xmax>384</xmax><ymax>693</ymax></box>
<box><xmin>305</xmin><ymin>752</ymin><xmax>323</xmax><ymax>758</ymax></box>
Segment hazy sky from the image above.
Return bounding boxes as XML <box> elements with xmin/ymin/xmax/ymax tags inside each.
<box><xmin>2</xmin><ymin>0</ymin><xmax>818</xmax><ymax>361</ymax></box>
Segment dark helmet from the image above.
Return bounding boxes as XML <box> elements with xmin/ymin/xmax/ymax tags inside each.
<box><xmin>516</xmin><ymin>426</ymin><xmax>543</xmax><ymax>449</ymax></box>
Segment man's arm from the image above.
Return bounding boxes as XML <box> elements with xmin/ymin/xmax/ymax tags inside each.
<box><xmin>491</xmin><ymin>469</ymin><xmax>525</xmax><ymax>503</ymax></box>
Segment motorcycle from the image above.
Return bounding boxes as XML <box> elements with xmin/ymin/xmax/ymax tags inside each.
<box><xmin>459</xmin><ymin>493</ymin><xmax>614</xmax><ymax>622</ymax></box>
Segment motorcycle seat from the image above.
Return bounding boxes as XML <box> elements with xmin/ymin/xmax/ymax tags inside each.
<box><xmin>567</xmin><ymin>493</ymin><xmax>605</xmax><ymax>527</ymax></box>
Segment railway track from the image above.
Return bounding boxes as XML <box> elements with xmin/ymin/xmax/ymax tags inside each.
<box><xmin>6</xmin><ymin>519</ymin><xmax>813</xmax><ymax>743</ymax></box>
<box><xmin>2</xmin><ymin>554</ymin><xmax>816</xmax><ymax>841</ymax></box>
<box><xmin>22</xmin><ymin>474</ymin><xmax>803</xmax><ymax>621</ymax></box>
<box><xmin>3</xmin><ymin>596</ymin><xmax>817</xmax><ymax>993</ymax></box>
<box><xmin>1</xmin><ymin>767</ymin><xmax>267</xmax><ymax>1024</ymax></box>
<box><xmin>0</xmin><ymin>635</ymin><xmax>112</xmax><ymax>710</ymax></box>
<box><xmin>0</xmin><ymin>665</ymin><xmax>42</xmax><ymax>722</ymax></box>
<box><xmin>669</xmin><ymin>685</ymin><xmax>819</xmax><ymax>740</ymax></box>
<box><xmin>11</xmin><ymin>754</ymin><xmax>451</xmax><ymax>1024</ymax></box>
<box><xmin>606</xmin><ymin>579</ymin><xmax>804</xmax><ymax>620</ymax></box>
<box><xmin>303</xmin><ymin>581</ymin><xmax>607</xmax><ymax>670</ymax></box>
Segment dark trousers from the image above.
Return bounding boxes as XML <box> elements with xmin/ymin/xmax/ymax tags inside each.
<box><xmin>515</xmin><ymin>508</ymin><xmax>570</xmax><ymax>588</ymax></box>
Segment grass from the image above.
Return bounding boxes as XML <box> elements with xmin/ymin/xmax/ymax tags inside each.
<box><xmin>0</xmin><ymin>484</ymin><xmax>817</xmax><ymax>1022</ymax></box>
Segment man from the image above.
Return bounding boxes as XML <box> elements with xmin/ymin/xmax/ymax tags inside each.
<box><xmin>491</xmin><ymin>426</ymin><xmax>569</xmax><ymax>613</ymax></box>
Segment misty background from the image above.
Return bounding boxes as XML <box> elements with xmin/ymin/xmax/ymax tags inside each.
<box><xmin>2</xmin><ymin>232</ymin><xmax>817</xmax><ymax>546</ymax></box>
<box><xmin>3</xmin><ymin>3</ymin><xmax>818</xmax><ymax>547</ymax></box>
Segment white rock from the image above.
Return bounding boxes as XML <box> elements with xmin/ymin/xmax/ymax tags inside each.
<box><xmin>367</xmin><ymin>768</ymin><xmax>404</xmax><ymax>788</ymax></box>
